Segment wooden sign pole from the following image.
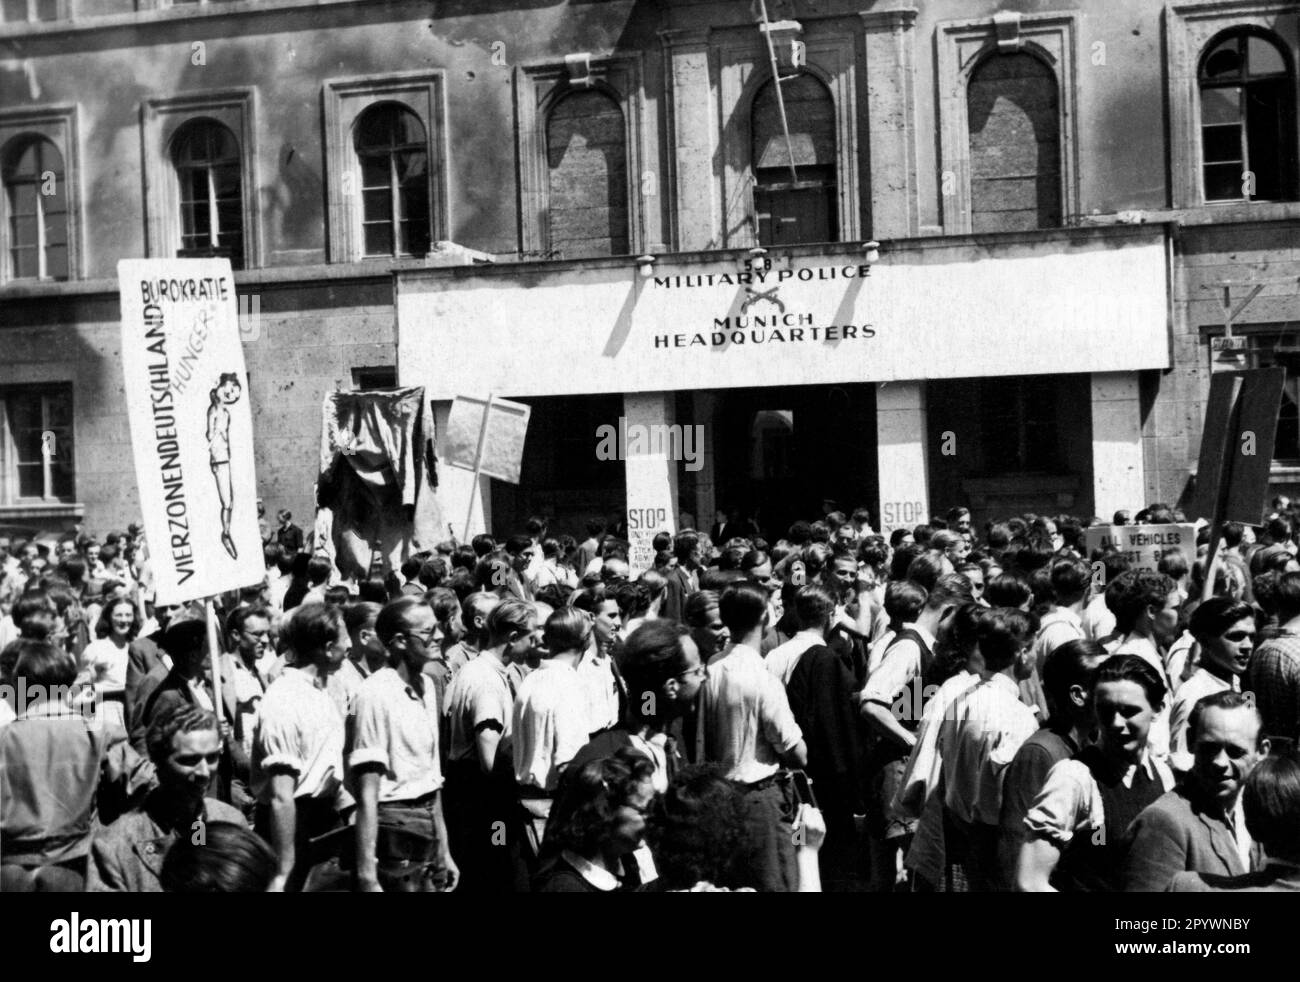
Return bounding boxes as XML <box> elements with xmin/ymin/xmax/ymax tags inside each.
<box><xmin>461</xmin><ymin>393</ymin><xmax>494</xmax><ymax>543</ymax></box>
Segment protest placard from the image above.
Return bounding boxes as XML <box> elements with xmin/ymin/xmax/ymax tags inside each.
<box><xmin>445</xmin><ymin>394</ymin><xmax>531</xmax><ymax>483</ymax></box>
<box><xmin>1083</xmin><ymin>523</ymin><xmax>1197</xmax><ymax>574</ymax></box>
<box><xmin>118</xmin><ymin>258</ymin><xmax>264</xmax><ymax>605</ymax></box>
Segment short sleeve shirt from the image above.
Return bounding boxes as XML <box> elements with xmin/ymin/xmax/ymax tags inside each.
<box><xmin>252</xmin><ymin>668</ymin><xmax>348</xmax><ymax>804</ymax></box>
<box><xmin>349</xmin><ymin>667</ymin><xmax>443</xmax><ymax>803</ymax></box>
<box><xmin>443</xmin><ymin>651</ymin><xmax>512</xmax><ymax>763</ymax></box>
<box><xmin>511</xmin><ymin>660</ymin><xmax>589</xmax><ymax>792</ymax></box>
<box><xmin>860</xmin><ymin>623</ymin><xmax>936</xmax><ymax>711</ymax></box>
<box><xmin>1023</xmin><ymin>750</ymin><xmax>1175</xmax><ymax>847</ymax></box>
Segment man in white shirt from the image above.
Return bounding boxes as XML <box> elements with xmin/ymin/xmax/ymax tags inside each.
<box><xmin>444</xmin><ymin>591</ymin><xmax>499</xmax><ymax>677</ymax></box>
<box><xmin>937</xmin><ymin>607</ymin><xmax>1039</xmax><ymax>890</ymax></box>
<box><xmin>860</xmin><ymin>573</ymin><xmax>973</xmax><ymax>891</ymax></box>
<box><xmin>253</xmin><ymin>603</ymin><xmax>353</xmax><ymax>892</ymax></box>
<box><xmin>224</xmin><ymin>605</ymin><xmax>273</xmax><ymax>762</ymax></box>
<box><xmin>1169</xmin><ymin>598</ymin><xmax>1254</xmax><ymax>769</ymax></box>
<box><xmin>351</xmin><ymin>597</ymin><xmax>458</xmax><ymax>892</ymax></box>
<box><xmin>765</xmin><ymin>608</ymin><xmax>826</xmax><ymax>688</ymax></box>
<box><xmin>572</xmin><ymin>592</ymin><xmax>623</xmax><ymax>735</ymax></box>
<box><xmin>512</xmin><ymin>607</ymin><xmax>593</xmax><ymax>867</ymax></box>
<box><xmin>701</xmin><ymin>582</ymin><xmax>807</xmax><ymax>892</ymax></box>
<box><xmin>1081</xmin><ymin>553</ymin><xmax>1131</xmax><ymax>642</ymax></box>
<box><xmin>442</xmin><ymin>598</ymin><xmax>535</xmax><ymax>895</ymax></box>
<box><xmin>1034</xmin><ymin>557</ymin><xmax>1088</xmax><ymax>676</ymax></box>
<box><xmin>1104</xmin><ymin>569</ymin><xmax>1183</xmax><ymax>761</ymax></box>
<box><xmin>513</xmin><ymin>607</ymin><xmax>592</xmax><ymax>798</ymax></box>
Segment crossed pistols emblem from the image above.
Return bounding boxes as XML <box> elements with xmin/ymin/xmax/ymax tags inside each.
<box><xmin>741</xmin><ymin>285</ymin><xmax>785</xmax><ymax>314</ymax></box>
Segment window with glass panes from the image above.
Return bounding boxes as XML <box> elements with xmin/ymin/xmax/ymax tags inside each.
<box><xmin>172</xmin><ymin>119</ymin><xmax>244</xmax><ymax>268</ymax></box>
<box><xmin>0</xmin><ymin>385</ymin><xmax>74</xmax><ymax>503</ymax></box>
<box><xmin>353</xmin><ymin>104</ymin><xmax>431</xmax><ymax>258</ymax></box>
<box><xmin>0</xmin><ymin>0</ymin><xmax>61</xmax><ymax>23</ymax></box>
<box><xmin>2</xmin><ymin>135</ymin><xmax>68</xmax><ymax>281</ymax></box>
<box><xmin>1199</xmin><ymin>30</ymin><xmax>1298</xmax><ymax>203</ymax></box>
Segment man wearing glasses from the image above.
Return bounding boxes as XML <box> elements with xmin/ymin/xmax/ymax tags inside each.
<box><xmin>350</xmin><ymin>596</ymin><xmax>458</xmax><ymax>892</ymax></box>
<box><xmin>225</xmin><ymin>605</ymin><xmax>273</xmax><ymax>761</ymax></box>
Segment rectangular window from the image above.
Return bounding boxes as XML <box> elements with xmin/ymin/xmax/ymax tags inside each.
<box><xmin>323</xmin><ymin>73</ymin><xmax>447</xmax><ymax>264</ymax></box>
<box><xmin>142</xmin><ymin>91</ymin><xmax>258</xmax><ymax>271</ymax></box>
<box><xmin>0</xmin><ymin>107</ymin><xmax>80</xmax><ymax>284</ymax></box>
<box><xmin>0</xmin><ymin>0</ymin><xmax>64</xmax><ymax>22</ymax></box>
<box><xmin>0</xmin><ymin>384</ymin><xmax>74</xmax><ymax>504</ymax></box>
<box><xmin>979</xmin><ymin>376</ymin><xmax>1059</xmax><ymax>474</ymax></box>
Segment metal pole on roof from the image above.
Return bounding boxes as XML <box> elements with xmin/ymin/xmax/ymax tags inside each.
<box><xmin>758</xmin><ymin>0</ymin><xmax>800</xmax><ymax>184</ymax></box>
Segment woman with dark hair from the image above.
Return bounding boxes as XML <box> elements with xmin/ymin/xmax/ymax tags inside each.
<box><xmin>1017</xmin><ymin>655</ymin><xmax>1176</xmax><ymax>891</ymax></box>
<box><xmin>162</xmin><ymin>821</ymin><xmax>277</xmax><ymax>892</ymax></box>
<box><xmin>984</xmin><ymin>572</ymin><xmax>1032</xmax><ymax>611</ymax></box>
<box><xmin>647</xmin><ymin>766</ymin><xmax>767</xmax><ymax>891</ymax></box>
<box><xmin>78</xmin><ymin>597</ymin><xmax>140</xmax><ymax>730</ymax></box>
<box><xmin>535</xmin><ymin>747</ymin><xmax>656</xmax><ymax>892</ymax></box>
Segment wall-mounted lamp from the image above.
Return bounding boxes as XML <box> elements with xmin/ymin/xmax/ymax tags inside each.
<box><xmin>744</xmin><ymin>246</ymin><xmax>771</xmax><ymax>274</ymax></box>
<box><xmin>565</xmin><ymin>52</ymin><xmax>594</xmax><ymax>88</ymax></box>
<box><xmin>862</xmin><ymin>240</ymin><xmax>881</xmax><ymax>267</ymax></box>
<box><xmin>636</xmin><ymin>254</ymin><xmax>657</xmax><ymax>278</ymax></box>
<box><xmin>760</xmin><ymin>19</ymin><xmax>804</xmax><ymax>73</ymax></box>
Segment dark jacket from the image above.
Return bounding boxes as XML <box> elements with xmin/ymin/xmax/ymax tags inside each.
<box><xmin>87</xmin><ymin>795</ymin><xmax>246</xmax><ymax>892</ymax></box>
<box><xmin>785</xmin><ymin>643</ymin><xmax>866</xmax><ymax>815</ymax></box>
<box><xmin>128</xmin><ymin>657</ymin><xmax>249</xmax><ymax>784</ymax></box>
<box><xmin>125</xmin><ymin>632</ymin><xmax>166</xmax><ymax>719</ymax></box>
<box><xmin>1123</xmin><ymin>786</ymin><xmax>1258</xmax><ymax>892</ymax></box>
<box><xmin>659</xmin><ymin>566</ymin><xmax>695</xmax><ymax>624</ymax></box>
<box><xmin>1169</xmin><ymin>864</ymin><xmax>1300</xmax><ymax>892</ymax></box>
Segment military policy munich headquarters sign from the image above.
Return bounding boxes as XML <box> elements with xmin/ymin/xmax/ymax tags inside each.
<box><xmin>397</xmin><ymin>228</ymin><xmax>1170</xmax><ymax>400</ymax></box>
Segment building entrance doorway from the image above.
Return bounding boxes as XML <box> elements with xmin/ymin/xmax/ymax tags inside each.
<box><xmin>689</xmin><ymin>382</ymin><xmax>878</xmax><ymax>542</ymax></box>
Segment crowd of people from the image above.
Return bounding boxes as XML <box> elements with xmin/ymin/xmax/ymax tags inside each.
<box><xmin>2</xmin><ymin>497</ymin><xmax>1300</xmax><ymax>893</ymax></box>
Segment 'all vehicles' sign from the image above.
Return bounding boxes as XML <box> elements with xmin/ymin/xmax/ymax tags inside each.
<box><xmin>1083</xmin><ymin>524</ymin><xmax>1198</xmax><ymax>573</ymax></box>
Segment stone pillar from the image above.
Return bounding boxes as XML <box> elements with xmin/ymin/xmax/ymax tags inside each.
<box><xmin>623</xmin><ymin>391</ymin><xmax>680</xmax><ymax>572</ymax></box>
<box><xmin>661</xmin><ymin>28</ymin><xmax>717</xmax><ymax>250</ymax></box>
<box><xmin>877</xmin><ymin>381</ymin><xmax>930</xmax><ymax>539</ymax></box>
<box><xmin>691</xmin><ymin>391</ymin><xmax>716</xmax><ymax>532</ymax></box>
<box><xmin>861</xmin><ymin>8</ymin><xmax>920</xmax><ymax>240</ymax></box>
<box><xmin>431</xmin><ymin>400</ymin><xmax>492</xmax><ymax>540</ymax></box>
<box><xmin>1091</xmin><ymin>372</ymin><xmax>1146</xmax><ymax>519</ymax></box>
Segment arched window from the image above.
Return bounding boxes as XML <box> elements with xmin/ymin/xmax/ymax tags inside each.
<box><xmin>354</xmin><ymin>103</ymin><xmax>431</xmax><ymax>259</ymax></box>
<box><xmin>2</xmin><ymin>135</ymin><xmax>68</xmax><ymax>281</ymax></box>
<box><xmin>172</xmin><ymin>119</ymin><xmax>244</xmax><ymax>269</ymax></box>
<box><xmin>1199</xmin><ymin>30</ymin><xmax>1297</xmax><ymax>202</ymax></box>
<box><xmin>967</xmin><ymin>53</ymin><xmax>1061</xmax><ymax>232</ymax></box>
<box><xmin>751</xmin><ymin>73</ymin><xmax>837</xmax><ymax>246</ymax></box>
<box><xmin>545</xmin><ymin>89</ymin><xmax>629</xmax><ymax>259</ymax></box>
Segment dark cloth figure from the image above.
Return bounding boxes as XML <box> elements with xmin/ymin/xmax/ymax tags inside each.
<box><xmin>785</xmin><ymin>643</ymin><xmax>865</xmax><ymax>887</ymax></box>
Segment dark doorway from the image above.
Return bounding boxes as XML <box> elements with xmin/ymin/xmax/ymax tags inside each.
<box><xmin>695</xmin><ymin>383</ymin><xmax>878</xmax><ymax>541</ymax></box>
